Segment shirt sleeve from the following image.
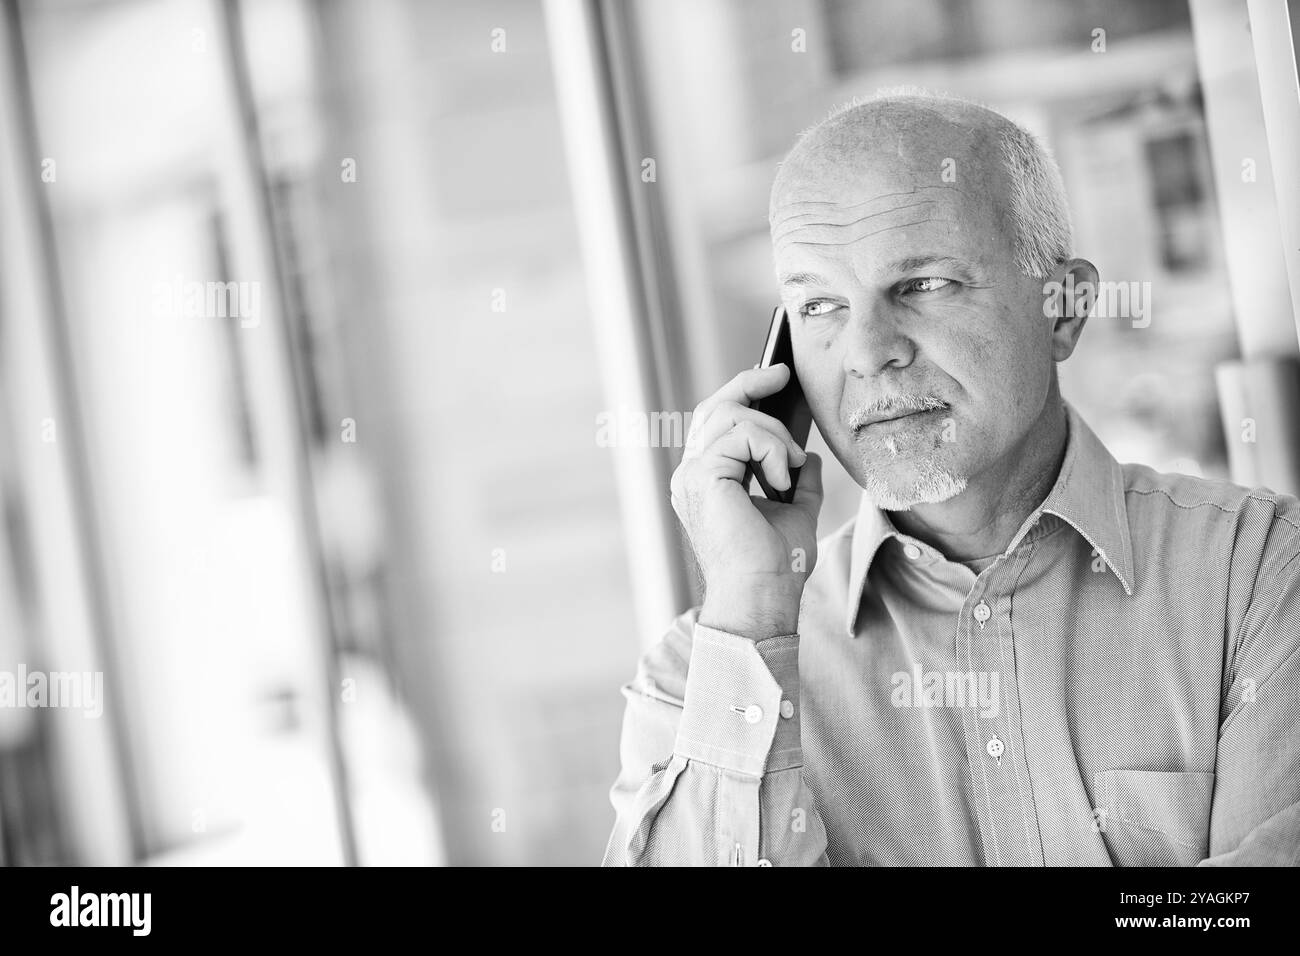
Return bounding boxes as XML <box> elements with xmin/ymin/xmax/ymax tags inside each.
<box><xmin>1198</xmin><ymin>516</ymin><xmax>1300</xmax><ymax>866</ymax></box>
<box><xmin>601</xmin><ymin>605</ymin><xmax>829</xmax><ymax>866</ymax></box>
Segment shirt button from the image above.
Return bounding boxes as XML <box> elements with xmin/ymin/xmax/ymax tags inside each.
<box><xmin>757</xmin><ymin>859</ymin><xmax>772</xmax><ymax>866</ymax></box>
<box><xmin>743</xmin><ymin>705</ymin><xmax>763</xmax><ymax>724</ymax></box>
<box><xmin>903</xmin><ymin>543</ymin><xmax>922</xmax><ymax>560</ymax></box>
<box><xmin>973</xmin><ymin>601</ymin><xmax>991</xmax><ymax>624</ymax></box>
<box><xmin>780</xmin><ymin>699</ymin><xmax>795</xmax><ymax>719</ymax></box>
<box><xmin>986</xmin><ymin>736</ymin><xmax>1005</xmax><ymax>761</ymax></box>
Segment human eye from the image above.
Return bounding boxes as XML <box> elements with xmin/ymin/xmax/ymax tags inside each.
<box><xmin>901</xmin><ymin>276</ymin><xmax>955</xmax><ymax>294</ymax></box>
<box><xmin>798</xmin><ymin>299</ymin><xmax>843</xmax><ymax>318</ymax></box>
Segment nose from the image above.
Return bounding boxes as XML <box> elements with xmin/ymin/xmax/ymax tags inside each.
<box><xmin>843</xmin><ymin>295</ymin><xmax>917</xmax><ymax>379</ymax></box>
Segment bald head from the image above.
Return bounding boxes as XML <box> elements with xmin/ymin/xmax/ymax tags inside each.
<box><xmin>770</xmin><ymin>90</ymin><xmax>1072</xmax><ymax>279</ymax></box>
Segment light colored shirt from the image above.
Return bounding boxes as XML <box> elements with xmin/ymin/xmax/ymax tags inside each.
<box><xmin>602</xmin><ymin>400</ymin><xmax>1300</xmax><ymax>866</ymax></box>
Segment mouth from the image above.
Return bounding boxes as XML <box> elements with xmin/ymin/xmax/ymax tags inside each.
<box><xmin>855</xmin><ymin>405</ymin><xmax>948</xmax><ymax>433</ymax></box>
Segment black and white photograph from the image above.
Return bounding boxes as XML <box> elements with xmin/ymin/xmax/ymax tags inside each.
<box><xmin>0</xmin><ymin>0</ymin><xmax>1296</xmax><ymax>910</ymax></box>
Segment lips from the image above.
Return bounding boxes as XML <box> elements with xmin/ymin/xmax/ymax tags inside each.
<box><xmin>866</xmin><ymin>410</ymin><xmax>920</xmax><ymax>426</ymax></box>
<box><xmin>856</xmin><ymin>405</ymin><xmax>948</xmax><ymax>430</ymax></box>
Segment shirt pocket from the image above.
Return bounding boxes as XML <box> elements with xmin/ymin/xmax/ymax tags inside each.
<box><xmin>1093</xmin><ymin>769</ymin><xmax>1215</xmax><ymax>866</ymax></box>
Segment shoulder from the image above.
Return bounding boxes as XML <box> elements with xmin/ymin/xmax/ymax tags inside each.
<box><xmin>1122</xmin><ymin>461</ymin><xmax>1300</xmax><ymax>521</ymax></box>
<box><xmin>1120</xmin><ymin>464</ymin><xmax>1300</xmax><ymax>664</ymax></box>
<box><xmin>1121</xmin><ymin>461</ymin><xmax>1300</xmax><ymax>562</ymax></box>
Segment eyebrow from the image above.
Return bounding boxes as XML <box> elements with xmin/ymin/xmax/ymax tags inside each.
<box><xmin>779</xmin><ymin>271</ymin><xmax>832</xmax><ymax>288</ymax></box>
<box><xmin>887</xmin><ymin>255</ymin><xmax>973</xmax><ymax>275</ymax></box>
<box><xmin>779</xmin><ymin>256</ymin><xmax>975</xmax><ymax>289</ymax></box>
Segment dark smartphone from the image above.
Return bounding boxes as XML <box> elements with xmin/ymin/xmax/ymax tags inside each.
<box><xmin>747</xmin><ymin>305</ymin><xmax>814</xmax><ymax>503</ymax></box>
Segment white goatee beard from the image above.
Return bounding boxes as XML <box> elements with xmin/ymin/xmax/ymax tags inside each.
<box><xmin>859</xmin><ymin>446</ymin><xmax>968</xmax><ymax>510</ymax></box>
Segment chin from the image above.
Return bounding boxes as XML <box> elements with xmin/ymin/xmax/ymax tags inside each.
<box><xmin>856</xmin><ymin>455</ymin><xmax>969</xmax><ymax>511</ymax></box>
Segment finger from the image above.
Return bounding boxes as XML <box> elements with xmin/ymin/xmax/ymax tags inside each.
<box><xmin>684</xmin><ymin>400</ymin><xmax>807</xmax><ymax>464</ymax></box>
<box><xmin>687</xmin><ymin>364</ymin><xmax>792</xmax><ymax>446</ymax></box>
<box><xmin>701</xmin><ymin>421</ymin><xmax>794</xmax><ymax>491</ymax></box>
<box><xmin>790</xmin><ymin>450</ymin><xmax>825</xmax><ymax>520</ymax></box>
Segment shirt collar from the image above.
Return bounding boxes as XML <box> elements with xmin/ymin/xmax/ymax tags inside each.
<box><xmin>844</xmin><ymin>400</ymin><xmax>1135</xmax><ymax>639</ymax></box>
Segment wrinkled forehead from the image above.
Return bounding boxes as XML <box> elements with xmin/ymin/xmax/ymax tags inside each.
<box><xmin>769</xmin><ymin>181</ymin><xmax>1007</xmax><ymax>276</ymax></box>
<box><xmin>768</xmin><ymin>115</ymin><xmax>1010</xmax><ymax>267</ymax></box>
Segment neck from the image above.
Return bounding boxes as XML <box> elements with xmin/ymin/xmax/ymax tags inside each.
<box><xmin>889</xmin><ymin>397</ymin><xmax>1069</xmax><ymax>562</ymax></box>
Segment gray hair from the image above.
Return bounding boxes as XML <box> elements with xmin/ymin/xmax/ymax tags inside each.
<box><xmin>773</xmin><ymin>87</ymin><xmax>1073</xmax><ymax>279</ymax></box>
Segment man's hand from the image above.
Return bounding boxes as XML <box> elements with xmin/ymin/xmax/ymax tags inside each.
<box><xmin>670</xmin><ymin>364</ymin><xmax>825</xmax><ymax>640</ymax></box>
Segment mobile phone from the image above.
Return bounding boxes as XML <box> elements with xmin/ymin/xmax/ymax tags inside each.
<box><xmin>746</xmin><ymin>305</ymin><xmax>814</xmax><ymax>503</ymax></box>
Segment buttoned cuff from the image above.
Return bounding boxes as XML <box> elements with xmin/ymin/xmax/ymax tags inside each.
<box><xmin>673</xmin><ymin>622</ymin><xmax>803</xmax><ymax>777</ymax></box>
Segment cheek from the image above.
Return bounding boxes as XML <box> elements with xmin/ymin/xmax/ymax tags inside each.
<box><xmin>948</xmin><ymin>305</ymin><xmax>1052</xmax><ymax>424</ymax></box>
<box><xmin>915</xmin><ymin>306</ymin><xmax>985</xmax><ymax>381</ymax></box>
<box><xmin>989</xmin><ymin>303</ymin><xmax>1054</xmax><ymax>389</ymax></box>
<box><xmin>792</xmin><ymin>335</ymin><xmax>845</xmax><ymax>419</ymax></box>
<box><xmin>785</xmin><ymin>348</ymin><xmax>847</xmax><ymax>439</ymax></box>
<box><xmin>927</xmin><ymin>301</ymin><xmax>1033</xmax><ymax>384</ymax></box>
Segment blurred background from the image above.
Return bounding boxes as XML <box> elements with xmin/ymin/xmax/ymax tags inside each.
<box><xmin>0</xmin><ymin>0</ymin><xmax>1296</xmax><ymax>866</ymax></box>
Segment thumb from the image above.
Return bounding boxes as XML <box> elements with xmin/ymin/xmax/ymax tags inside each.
<box><xmin>791</xmin><ymin>450</ymin><xmax>824</xmax><ymax>521</ymax></box>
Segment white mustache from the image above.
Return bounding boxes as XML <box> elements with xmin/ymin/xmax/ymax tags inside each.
<box><xmin>847</xmin><ymin>395</ymin><xmax>948</xmax><ymax>430</ymax></box>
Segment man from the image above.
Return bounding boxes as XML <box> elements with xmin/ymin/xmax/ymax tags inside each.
<box><xmin>602</xmin><ymin>90</ymin><xmax>1300</xmax><ymax>866</ymax></box>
